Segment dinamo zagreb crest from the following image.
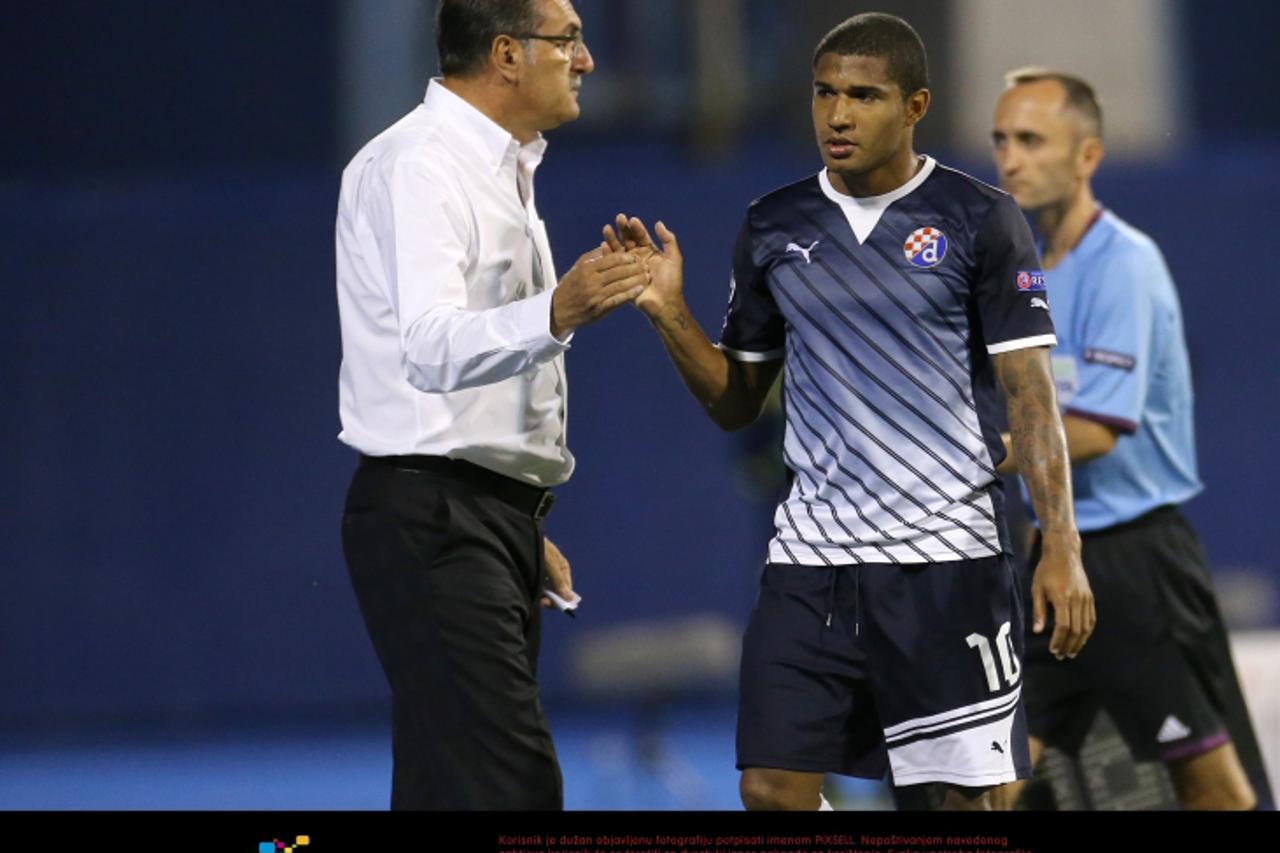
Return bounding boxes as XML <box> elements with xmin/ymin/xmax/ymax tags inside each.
<box><xmin>903</xmin><ymin>226</ymin><xmax>948</xmax><ymax>268</ymax></box>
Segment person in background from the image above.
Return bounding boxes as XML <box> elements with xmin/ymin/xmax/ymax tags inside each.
<box><xmin>991</xmin><ymin>68</ymin><xmax>1273</xmax><ymax>810</ymax></box>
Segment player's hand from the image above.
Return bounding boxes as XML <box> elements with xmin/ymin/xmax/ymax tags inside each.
<box><xmin>602</xmin><ymin>214</ymin><xmax>683</xmax><ymax>319</ymax></box>
<box><xmin>541</xmin><ymin>537</ymin><xmax>574</xmax><ymax>608</ymax></box>
<box><xmin>551</xmin><ymin>247</ymin><xmax>648</xmax><ymax>339</ymax></box>
<box><xmin>1030</xmin><ymin>544</ymin><xmax>1095</xmax><ymax>659</ymax></box>
<box><xmin>602</xmin><ymin>212</ymin><xmax>658</xmax><ymax>259</ymax></box>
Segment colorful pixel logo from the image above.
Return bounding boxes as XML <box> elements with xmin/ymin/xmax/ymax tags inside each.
<box><xmin>260</xmin><ymin>837</ymin><xmax>310</xmax><ymax>853</ymax></box>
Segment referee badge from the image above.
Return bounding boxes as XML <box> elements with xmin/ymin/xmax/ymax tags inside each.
<box><xmin>903</xmin><ymin>226</ymin><xmax>948</xmax><ymax>268</ymax></box>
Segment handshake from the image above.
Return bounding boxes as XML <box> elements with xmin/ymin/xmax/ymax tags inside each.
<box><xmin>549</xmin><ymin>214</ymin><xmax>684</xmax><ymax>340</ymax></box>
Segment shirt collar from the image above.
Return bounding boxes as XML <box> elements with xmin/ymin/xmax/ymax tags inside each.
<box><xmin>423</xmin><ymin>78</ymin><xmax>548</xmax><ymax>176</ymax></box>
<box><xmin>1036</xmin><ymin>205</ymin><xmax>1108</xmax><ymax>261</ymax></box>
<box><xmin>819</xmin><ymin>155</ymin><xmax>936</xmax><ymax>210</ymax></box>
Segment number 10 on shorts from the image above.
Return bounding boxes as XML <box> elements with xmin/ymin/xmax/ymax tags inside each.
<box><xmin>966</xmin><ymin>621</ymin><xmax>1021</xmax><ymax>692</ymax></box>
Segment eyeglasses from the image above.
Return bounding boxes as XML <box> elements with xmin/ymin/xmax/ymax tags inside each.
<box><xmin>507</xmin><ymin>31</ymin><xmax>586</xmax><ymax>58</ymax></box>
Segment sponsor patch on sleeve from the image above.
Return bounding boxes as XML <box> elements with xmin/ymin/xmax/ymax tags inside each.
<box><xmin>1083</xmin><ymin>347</ymin><xmax>1136</xmax><ymax>371</ymax></box>
<box><xmin>1051</xmin><ymin>355</ymin><xmax>1078</xmax><ymax>404</ymax></box>
<box><xmin>1015</xmin><ymin>270</ymin><xmax>1047</xmax><ymax>292</ymax></box>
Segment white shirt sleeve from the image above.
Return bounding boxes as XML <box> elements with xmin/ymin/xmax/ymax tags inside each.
<box><xmin>382</xmin><ymin>156</ymin><xmax>569</xmax><ymax>394</ymax></box>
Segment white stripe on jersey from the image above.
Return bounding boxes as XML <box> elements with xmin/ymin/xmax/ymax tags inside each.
<box><xmin>770</xmin><ymin>327</ymin><xmax>1005</xmax><ymax>563</ymax></box>
<box><xmin>986</xmin><ymin>333</ymin><xmax>1058</xmax><ymax>355</ymax></box>
<box><xmin>719</xmin><ymin>343</ymin><xmax>785</xmax><ymax>362</ymax></box>
<box><xmin>767</xmin><ymin>484</ymin><xmax>999</xmax><ymax>565</ymax></box>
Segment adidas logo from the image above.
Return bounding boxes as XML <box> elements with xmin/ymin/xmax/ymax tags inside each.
<box><xmin>1156</xmin><ymin>715</ymin><xmax>1191</xmax><ymax>743</ymax></box>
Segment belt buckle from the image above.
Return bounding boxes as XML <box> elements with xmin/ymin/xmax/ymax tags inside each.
<box><xmin>533</xmin><ymin>490</ymin><xmax>556</xmax><ymax>520</ymax></box>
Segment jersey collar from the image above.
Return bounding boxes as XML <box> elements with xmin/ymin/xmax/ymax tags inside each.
<box><xmin>819</xmin><ymin>156</ymin><xmax>937</xmax><ymax>244</ymax></box>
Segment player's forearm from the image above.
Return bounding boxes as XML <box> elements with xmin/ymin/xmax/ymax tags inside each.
<box><xmin>995</xmin><ymin>349</ymin><xmax>1081</xmax><ymax>551</ymax></box>
<box><xmin>998</xmin><ymin>414</ymin><xmax>1118</xmax><ymax>475</ymax></box>
<box><xmin>648</xmin><ymin>298</ymin><xmax>759</xmax><ymax>431</ymax></box>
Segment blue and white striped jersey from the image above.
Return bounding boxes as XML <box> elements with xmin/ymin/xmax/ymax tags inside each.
<box><xmin>720</xmin><ymin>157</ymin><xmax>1056</xmax><ymax>565</ymax></box>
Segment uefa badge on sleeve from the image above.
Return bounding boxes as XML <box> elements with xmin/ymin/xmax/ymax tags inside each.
<box><xmin>1015</xmin><ymin>270</ymin><xmax>1047</xmax><ymax>292</ymax></box>
<box><xmin>903</xmin><ymin>226</ymin><xmax>948</xmax><ymax>268</ymax></box>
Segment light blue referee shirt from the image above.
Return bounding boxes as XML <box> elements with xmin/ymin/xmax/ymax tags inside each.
<box><xmin>1042</xmin><ymin>208</ymin><xmax>1203</xmax><ymax>531</ymax></box>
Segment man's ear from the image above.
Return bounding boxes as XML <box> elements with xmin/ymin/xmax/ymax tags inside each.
<box><xmin>1078</xmin><ymin>135</ymin><xmax>1104</xmax><ymax>181</ymax></box>
<box><xmin>491</xmin><ymin>35</ymin><xmax>523</xmax><ymax>84</ymax></box>
<box><xmin>905</xmin><ymin>88</ymin><xmax>931</xmax><ymax>127</ymax></box>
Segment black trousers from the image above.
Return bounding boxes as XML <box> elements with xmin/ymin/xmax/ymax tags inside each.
<box><xmin>341</xmin><ymin>456</ymin><xmax>563</xmax><ymax>810</ymax></box>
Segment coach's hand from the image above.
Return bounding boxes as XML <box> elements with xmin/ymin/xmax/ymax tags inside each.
<box><xmin>541</xmin><ymin>537</ymin><xmax>575</xmax><ymax>608</ymax></box>
<box><xmin>1032</xmin><ymin>544</ymin><xmax>1095</xmax><ymax>660</ymax></box>
<box><xmin>550</xmin><ymin>248</ymin><xmax>648</xmax><ymax>340</ymax></box>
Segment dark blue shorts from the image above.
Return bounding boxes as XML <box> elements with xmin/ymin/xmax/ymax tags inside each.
<box><xmin>736</xmin><ymin>555</ymin><xmax>1031</xmax><ymax>787</ymax></box>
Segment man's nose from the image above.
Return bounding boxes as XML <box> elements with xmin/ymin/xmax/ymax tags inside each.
<box><xmin>828</xmin><ymin>98</ymin><xmax>853</xmax><ymax>130</ymax></box>
<box><xmin>572</xmin><ymin>40</ymin><xmax>594</xmax><ymax>75</ymax></box>
<box><xmin>998</xmin><ymin>147</ymin><xmax>1022</xmax><ymax>175</ymax></box>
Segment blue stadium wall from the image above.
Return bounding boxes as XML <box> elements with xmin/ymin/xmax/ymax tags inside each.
<box><xmin>3</xmin><ymin>0</ymin><xmax>1278</xmax><ymax>725</ymax></box>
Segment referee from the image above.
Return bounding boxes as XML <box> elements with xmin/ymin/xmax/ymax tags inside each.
<box><xmin>335</xmin><ymin>0</ymin><xmax>646</xmax><ymax>809</ymax></box>
<box><xmin>992</xmin><ymin>69</ymin><xmax>1273</xmax><ymax>810</ymax></box>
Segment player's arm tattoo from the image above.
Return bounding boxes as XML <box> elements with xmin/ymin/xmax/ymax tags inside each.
<box><xmin>994</xmin><ymin>347</ymin><xmax>1078</xmax><ymax>542</ymax></box>
<box><xmin>653</xmin><ymin>302</ymin><xmax>691</xmax><ymax>332</ymax></box>
<box><xmin>648</xmin><ymin>304</ymin><xmax>779</xmax><ymax>430</ymax></box>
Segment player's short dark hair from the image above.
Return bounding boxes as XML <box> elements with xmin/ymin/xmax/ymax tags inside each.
<box><xmin>812</xmin><ymin>13</ymin><xmax>929</xmax><ymax>98</ymax></box>
<box><xmin>436</xmin><ymin>0</ymin><xmax>544</xmax><ymax>77</ymax></box>
<box><xmin>1004</xmin><ymin>67</ymin><xmax>1104</xmax><ymax>140</ymax></box>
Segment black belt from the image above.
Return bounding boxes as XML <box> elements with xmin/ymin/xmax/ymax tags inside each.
<box><xmin>360</xmin><ymin>454</ymin><xmax>556</xmax><ymax>520</ymax></box>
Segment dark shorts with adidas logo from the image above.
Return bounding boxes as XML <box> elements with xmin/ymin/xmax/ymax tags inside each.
<box><xmin>735</xmin><ymin>555</ymin><xmax>1032</xmax><ymax>788</ymax></box>
<box><xmin>1022</xmin><ymin>505</ymin><xmax>1264</xmax><ymax>773</ymax></box>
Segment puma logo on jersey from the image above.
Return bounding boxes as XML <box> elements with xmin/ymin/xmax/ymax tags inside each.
<box><xmin>786</xmin><ymin>240</ymin><xmax>819</xmax><ymax>264</ymax></box>
<box><xmin>990</xmin><ymin>741</ymin><xmax>1005</xmax><ymax>754</ymax></box>
<box><xmin>1156</xmin><ymin>715</ymin><xmax>1191</xmax><ymax>743</ymax></box>
<box><xmin>1030</xmin><ymin>297</ymin><xmax>1049</xmax><ymax>311</ymax></box>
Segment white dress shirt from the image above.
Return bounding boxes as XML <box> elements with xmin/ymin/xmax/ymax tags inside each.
<box><xmin>336</xmin><ymin>80</ymin><xmax>575</xmax><ymax>487</ymax></box>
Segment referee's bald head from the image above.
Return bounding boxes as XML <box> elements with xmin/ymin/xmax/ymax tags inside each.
<box><xmin>1003</xmin><ymin>67</ymin><xmax>1103</xmax><ymax>142</ymax></box>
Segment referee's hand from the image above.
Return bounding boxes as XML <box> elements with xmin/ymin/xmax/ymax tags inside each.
<box><xmin>1031</xmin><ymin>547</ymin><xmax>1096</xmax><ymax>659</ymax></box>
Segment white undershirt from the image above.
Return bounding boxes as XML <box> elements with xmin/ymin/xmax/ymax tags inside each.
<box><xmin>818</xmin><ymin>155</ymin><xmax>937</xmax><ymax>244</ymax></box>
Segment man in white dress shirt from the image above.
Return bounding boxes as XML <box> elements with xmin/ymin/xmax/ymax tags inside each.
<box><xmin>335</xmin><ymin>0</ymin><xmax>647</xmax><ymax>810</ymax></box>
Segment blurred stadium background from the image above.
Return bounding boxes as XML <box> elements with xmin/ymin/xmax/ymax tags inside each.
<box><xmin>3</xmin><ymin>0</ymin><xmax>1277</xmax><ymax>810</ymax></box>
